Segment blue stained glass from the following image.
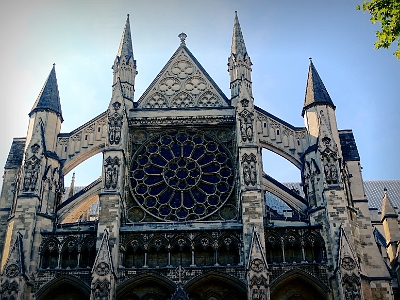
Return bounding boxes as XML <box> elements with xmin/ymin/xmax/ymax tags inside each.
<box><xmin>138</xmin><ymin>147</ymin><xmax>146</xmax><ymax>155</ymax></box>
<box><xmin>144</xmin><ymin>165</ymin><xmax>162</xmax><ymax>175</ymax></box>
<box><xmin>218</xmin><ymin>145</ymin><xmax>225</xmax><ymax>152</ymax></box>
<box><xmin>130</xmin><ymin>179</ymin><xmax>137</xmax><ymax>189</ymax></box>
<box><xmin>136</xmin><ymin>195</ymin><xmax>144</xmax><ymax>204</ymax></box>
<box><xmin>219</xmin><ymin>194</ymin><xmax>227</xmax><ymax>202</ymax></box>
<box><xmin>187</xmin><ymin>178</ymin><xmax>195</xmax><ymax>185</ymax></box>
<box><xmin>169</xmin><ymin>178</ymin><xmax>178</xmax><ymax>187</ymax></box>
<box><xmin>191</xmin><ymin>146</ymin><xmax>205</xmax><ymax>160</ymax></box>
<box><xmin>159</xmin><ymin>188</ymin><xmax>173</xmax><ymax>204</ymax></box>
<box><xmin>144</xmin><ymin>176</ymin><xmax>163</xmax><ymax>185</ymax></box>
<box><xmin>178</xmin><ymin>181</ymin><xmax>187</xmax><ymax>189</ymax></box>
<box><xmin>220</xmin><ymin>167</ymin><xmax>232</xmax><ymax>177</ymax></box>
<box><xmin>131</xmin><ymin>161</ymin><xmax>138</xmax><ymax>171</ymax></box>
<box><xmin>133</xmin><ymin>170</ymin><xmax>145</xmax><ymax>180</ymax></box>
<box><xmin>198</xmin><ymin>153</ymin><xmax>214</xmax><ymax>165</ymax></box>
<box><xmin>146</xmin><ymin>197</ymin><xmax>157</xmax><ymax>207</ymax></box>
<box><xmin>161</xmin><ymin>136</ymin><xmax>172</xmax><ymax>145</ymax></box>
<box><xmin>202</xmin><ymin>174</ymin><xmax>220</xmax><ymax>184</ymax></box>
<box><xmin>227</xmin><ymin>160</ymin><xmax>233</xmax><ymax>168</ymax></box>
<box><xmin>187</xmin><ymin>161</ymin><xmax>196</xmax><ymax>170</ymax></box>
<box><xmin>198</xmin><ymin>182</ymin><xmax>216</xmax><ymax>194</ymax></box>
<box><xmin>149</xmin><ymin>183</ymin><xmax>166</xmax><ymax>196</ymax></box>
<box><xmin>136</xmin><ymin>184</ymin><xmax>147</xmax><ymax>195</ymax></box>
<box><xmin>177</xmin><ymin>133</ymin><xmax>187</xmax><ymax>142</ymax></box>
<box><xmin>148</xmin><ymin>207</ymin><xmax>158</xmax><ymax>215</ymax></box>
<box><xmin>208</xmin><ymin>195</ymin><xmax>219</xmax><ymax>205</ymax></box>
<box><xmin>183</xmin><ymin>191</ymin><xmax>195</xmax><ymax>208</ymax></box>
<box><xmin>167</xmin><ymin>215</ymin><xmax>178</xmax><ymax>221</ymax></box>
<box><xmin>178</xmin><ymin>158</ymin><xmax>186</xmax><ymax>167</ymax></box>
<box><xmin>217</xmin><ymin>182</ymin><xmax>228</xmax><ymax>193</ymax></box>
<box><xmin>187</xmin><ymin>214</ymin><xmax>197</xmax><ymax>221</ymax></box>
<box><xmin>138</xmin><ymin>155</ymin><xmax>148</xmax><ymax>165</ymax></box>
<box><xmin>160</xmin><ymin>147</ymin><xmax>173</xmax><ymax>161</ymax></box>
<box><xmin>171</xmin><ymin>143</ymin><xmax>181</xmax><ymax>157</ymax></box>
<box><xmin>202</xmin><ymin>163</ymin><xmax>220</xmax><ymax>173</ymax></box>
<box><xmin>206</xmin><ymin>143</ymin><xmax>217</xmax><ymax>152</ymax></box>
<box><xmin>170</xmin><ymin>192</ymin><xmax>181</xmax><ymax>208</ymax></box>
<box><xmin>177</xmin><ymin>169</ymin><xmax>188</xmax><ymax>179</ymax></box>
<box><xmin>204</xmin><ymin>135</ymin><xmax>213</xmax><ymax>142</ymax></box>
<box><xmin>183</xmin><ymin>143</ymin><xmax>194</xmax><ymax>157</ymax></box>
<box><xmin>216</xmin><ymin>153</ymin><xmax>227</xmax><ymax>163</ymax></box>
<box><xmin>193</xmin><ymin>135</ymin><xmax>203</xmax><ymax>144</ymax></box>
<box><xmin>177</xmin><ymin>208</ymin><xmax>188</xmax><ymax>219</ymax></box>
<box><xmin>190</xmin><ymin>170</ymin><xmax>200</xmax><ymax>178</ymax></box>
<box><xmin>228</xmin><ymin>176</ymin><xmax>234</xmax><ymax>185</ymax></box>
<box><xmin>191</xmin><ymin>188</ymin><xmax>206</xmax><ymax>203</ymax></box>
<box><xmin>194</xmin><ymin>204</ymin><xmax>205</xmax><ymax>215</ymax></box>
<box><xmin>165</xmin><ymin>170</ymin><xmax>175</xmax><ymax>178</ymax></box>
<box><xmin>159</xmin><ymin>205</ymin><xmax>171</xmax><ymax>216</ymax></box>
<box><xmin>150</xmin><ymin>155</ymin><xmax>166</xmax><ymax>166</ymax></box>
<box><xmin>169</xmin><ymin>163</ymin><xmax>178</xmax><ymax>170</ymax></box>
<box><xmin>148</xmin><ymin>144</ymin><xmax>158</xmax><ymax>153</ymax></box>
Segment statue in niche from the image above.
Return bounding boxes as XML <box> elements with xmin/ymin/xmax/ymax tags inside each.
<box><xmin>239</xmin><ymin>109</ymin><xmax>254</xmax><ymax>142</ymax></box>
<box><xmin>108</xmin><ymin>112</ymin><xmax>122</xmax><ymax>145</ymax></box>
<box><xmin>104</xmin><ymin>156</ymin><xmax>120</xmax><ymax>190</ymax></box>
<box><xmin>22</xmin><ymin>156</ymin><xmax>40</xmax><ymax>192</ymax></box>
<box><xmin>92</xmin><ymin>279</ymin><xmax>110</xmax><ymax>300</ymax></box>
<box><xmin>242</xmin><ymin>153</ymin><xmax>257</xmax><ymax>186</ymax></box>
<box><xmin>324</xmin><ymin>157</ymin><xmax>338</xmax><ymax>184</ymax></box>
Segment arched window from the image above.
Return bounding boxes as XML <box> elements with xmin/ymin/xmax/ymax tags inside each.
<box><xmin>79</xmin><ymin>239</ymin><xmax>96</xmax><ymax>268</ymax></box>
<box><xmin>40</xmin><ymin>240</ymin><xmax>59</xmax><ymax>269</ymax></box>
<box><xmin>60</xmin><ymin>239</ymin><xmax>78</xmax><ymax>268</ymax></box>
<box><xmin>124</xmin><ymin>244</ymin><xmax>145</xmax><ymax>268</ymax></box>
<box><xmin>284</xmin><ymin>233</ymin><xmax>302</xmax><ymax>263</ymax></box>
<box><xmin>195</xmin><ymin>238</ymin><xmax>214</xmax><ymax>266</ymax></box>
<box><xmin>170</xmin><ymin>238</ymin><xmax>191</xmax><ymax>267</ymax></box>
<box><xmin>266</xmin><ymin>234</ymin><xmax>283</xmax><ymax>264</ymax></box>
<box><xmin>218</xmin><ymin>237</ymin><xmax>239</xmax><ymax>266</ymax></box>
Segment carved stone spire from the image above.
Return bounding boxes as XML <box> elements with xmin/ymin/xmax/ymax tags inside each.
<box><xmin>117</xmin><ymin>14</ymin><xmax>134</xmax><ymax>63</ymax></box>
<box><xmin>29</xmin><ymin>64</ymin><xmax>63</xmax><ymax>121</ymax></box>
<box><xmin>381</xmin><ymin>188</ymin><xmax>397</xmax><ymax>220</ymax></box>
<box><xmin>66</xmin><ymin>172</ymin><xmax>75</xmax><ymax>199</ymax></box>
<box><xmin>231</xmin><ymin>11</ymin><xmax>247</xmax><ymax>57</ymax></box>
<box><xmin>228</xmin><ymin>11</ymin><xmax>252</xmax><ymax>101</ymax></box>
<box><xmin>302</xmin><ymin>58</ymin><xmax>335</xmax><ymax>116</ymax></box>
<box><xmin>112</xmin><ymin>14</ymin><xmax>136</xmax><ymax>101</ymax></box>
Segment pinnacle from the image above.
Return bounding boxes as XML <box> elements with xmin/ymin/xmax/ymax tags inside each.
<box><xmin>382</xmin><ymin>189</ymin><xmax>397</xmax><ymax>220</ymax></box>
<box><xmin>29</xmin><ymin>64</ymin><xmax>63</xmax><ymax>121</ymax></box>
<box><xmin>117</xmin><ymin>14</ymin><xmax>134</xmax><ymax>62</ymax></box>
<box><xmin>231</xmin><ymin>11</ymin><xmax>247</xmax><ymax>56</ymax></box>
<box><xmin>302</xmin><ymin>59</ymin><xmax>335</xmax><ymax>116</ymax></box>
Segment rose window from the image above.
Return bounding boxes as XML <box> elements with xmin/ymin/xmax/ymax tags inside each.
<box><xmin>129</xmin><ymin>130</ymin><xmax>235</xmax><ymax>221</ymax></box>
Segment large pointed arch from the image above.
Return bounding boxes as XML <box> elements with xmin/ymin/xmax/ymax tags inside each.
<box><xmin>270</xmin><ymin>268</ymin><xmax>329</xmax><ymax>300</ymax></box>
<box><xmin>35</xmin><ymin>274</ymin><xmax>90</xmax><ymax>300</ymax></box>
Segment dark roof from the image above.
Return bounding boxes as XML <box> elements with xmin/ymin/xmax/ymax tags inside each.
<box><xmin>29</xmin><ymin>65</ymin><xmax>63</xmax><ymax>121</ymax></box>
<box><xmin>339</xmin><ymin>130</ymin><xmax>360</xmax><ymax>161</ymax></box>
<box><xmin>5</xmin><ymin>138</ymin><xmax>26</xmax><ymax>169</ymax></box>
<box><xmin>302</xmin><ymin>59</ymin><xmax>335</xmax><ymax>116</ymax></box>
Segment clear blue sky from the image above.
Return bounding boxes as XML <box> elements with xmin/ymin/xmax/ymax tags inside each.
<box><xmin>0</xmin><ymin>0</ymin><xmax>399</xmax><ymax>187</ymax></box>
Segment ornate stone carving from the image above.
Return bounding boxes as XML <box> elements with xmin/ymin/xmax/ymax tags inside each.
<box><xmin>108</xmin><ymin>112</ymin><xmax>122</xmax><ymax>145</ymax></box>
<box><xmin>342</xmin><ymin>274</ymin><xmax>361</xmax><ymax>300</ymax></box>
<box><xmin>1</xmin><ymin>281</ymin><xmax>18</xmax><ymax>300</ymax></box>
<box><xmin>185</xmin><ymin>76</ymin><xmax>206</xmax><ymax>96</ymax></box>
<box><xmin>95</xmin><ymin>262</ymin><xmax>110</xmax><ymax>276</ymax></box>
<box><xmin>240</xmin><ymin>99</ymin><xmax>249</xmax><ymax>107</ymax></box>
<box><xmin>242</xmin><ymin>153</ymin><xmax>257</xmax><ymax>186</ymax></box>
<box><xmin>143</xmin><ymin>92</ymin><xmax>168</xmax><ymax>108</ymax></box>
<box><xmin>250</xmin><ymin>258</ymin><xmax>264</xmax><ymax>272</ymax></box>
<box><xmin>92</xmin><ymin>279</ymin><xmax>110</xmax><ymax>300</ymax></box>
<box><xmin>31</xmin><ymin>143</ymin><xmax>40</xmax><ymax>153</ymax></box>
<box><xmin>171</xmin><ymin>91</ymin><xmax>194</xmax><ymax>108</ymax></box>
<box><xmin>104</xmin><ymin>156</ymin><xmax>120</xmax><ymax>190</ymax></box>
<box><xmin>128</xmin><ymin>115</ymin><xmax>235</xmax><ymax>126</ymax></box>
<box><xmin>160</xmin><ymin>77</ymin><xmax>181</xmax><ymax>96</ymax></box>
<box><xmin>341</xmin><ymin>256</ymin><xmax>356</xmax><ymax>271</ymax></box>
<box><xmin>5</xmin><ymin>264</ymin><xmax>19</xmax><ymax>278</ymax></box>
<box><xmin>239</xmin><ymin>109</ymin><xmax>254</xmax><ymax>142</ymax></box>
<box><xmin>198</xmin><ymin>91</ymin><xmax>220</xmax><ymax>107</ymax></box>
<box><xmin>22</xmin><ymin>155</ymin><xmax>40</xmax><ymax>192</ymax></box>
<box><xmin>171</xmin><ymin>60</ymin><xmax>193</xmax><ymax>79</ymax></box>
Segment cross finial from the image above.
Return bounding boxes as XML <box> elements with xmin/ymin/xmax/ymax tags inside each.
<box><xmin>178</xmin><ymin>32</ymin><xmax>187</xmax><ymax>46</ymax></box>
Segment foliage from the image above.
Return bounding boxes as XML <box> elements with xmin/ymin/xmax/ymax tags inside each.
<box><xmin>357</xmin><ymin>0</ymin><xmax>400</xmax><ymax>59</ymax></box>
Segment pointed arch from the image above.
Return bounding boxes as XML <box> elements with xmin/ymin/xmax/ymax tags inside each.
<box><xmin>35</xmin><ymin>274</ymin><xmax>90</xmax><ymax>300</ymax></box>
<box><xmin>270</xmin><ymin>268</ymin><xmax>329</xmax><ymax>300</ymax></box>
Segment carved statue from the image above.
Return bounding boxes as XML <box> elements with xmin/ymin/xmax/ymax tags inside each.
<box><xmin>242</xmin><ymin>153</ymin><xmax>257</xmax><ymax>186</ymax></box>
<box><xmin>239</xmin><ymin>109</ymin><xmax>254</xmax><ymax>142</ymax></box>
<box><xmin>108</xmin><ymin>112</ymin><xmax>122</xmax><ymax>145</ymax></box>
<box><xmin>104</xmin><ymin>156</ymin><xmax>120</xmax><ymax>190</ymax></box>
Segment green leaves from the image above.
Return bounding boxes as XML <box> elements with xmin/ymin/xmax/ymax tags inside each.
<box><xmin>357</xmin><ymin>0</ymin><xmax>400</xmax><ymax>59</ymax></box>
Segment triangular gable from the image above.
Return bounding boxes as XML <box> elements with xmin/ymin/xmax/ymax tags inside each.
<box><xmin>337</xmin><ymin>226</ymin><xmax>359</xmax><ymax>273</ymax></box>
<box><xmin>138</xmin><ymin>45</ymin><xmax>229</xmax><ymax>109</ymax></box>
<box><xmin>247</xmin><ymin>228</ymin><xmax>268</xmax><ymax>271</ymax></box>
<box><xmin>92</xmin><ymin>229</ymin><xmax>114</xmax><ymax>276</ymax></box>
<box><xmin>2</xmin><ymin>232</ymin><xmax>25</xmax><ymax>278</ymax></box>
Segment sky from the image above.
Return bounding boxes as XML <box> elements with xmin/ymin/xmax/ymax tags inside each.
<box><xmin>0</xmin><ymin>0</ymin><xmax>399</xmax><ymax>188</ymax></box>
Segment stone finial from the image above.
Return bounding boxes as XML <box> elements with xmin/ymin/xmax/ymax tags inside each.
<box><xmin>178</xmin><ymin>32</ymin><xmax>187</xmax><ymax>46</ymax></box>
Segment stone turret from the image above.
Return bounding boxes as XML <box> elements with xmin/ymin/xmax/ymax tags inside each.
<box><xmin>228</xmin><ymin>11</ymin><xmax>252</xmax><ymax>103</ymax></box>
<box><xmin>381</xmin><ymin>189</ymin><xmax>400</xmax><ymax>262</ymax></box>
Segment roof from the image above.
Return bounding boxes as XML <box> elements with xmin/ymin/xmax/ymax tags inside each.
<box><xmin>5</xmin><ymin>138</ymin><xmax>26</xmax><ymax>169</ymax></box>
<box><xmin>29</xmin><ymin>64</ymin><xmax>63</xmax><ymax>120</ymax></box>
<box><xmin>302</xmin><ymin>59</ymin><xmax>335</xmax><ymax>116</ymax></box>
<box><xmin>339</xmin><ymin>130</ymin><xmax>360</xmax><ymax>161</ymax></box>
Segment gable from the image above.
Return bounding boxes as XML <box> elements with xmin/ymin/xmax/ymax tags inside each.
<box><xmin>138</xmin><ymin>46</ymin><xmax>229</xmax><ymax>109</ymax></box>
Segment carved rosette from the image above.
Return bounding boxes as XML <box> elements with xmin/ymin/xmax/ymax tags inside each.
<box><xmin>242</xmin><ymin>153</ymin><xmax>257</xmax><ymax>186</ymax></box>
<box><xmin>104</xmin><ymin>156</ymin><xmax>120</xmax><ymax>190</ymax></box>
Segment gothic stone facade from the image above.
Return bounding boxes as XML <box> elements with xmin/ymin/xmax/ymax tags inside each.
<box><xmin>0</xmin><ymin>13</ymin><xmax>397</xmax><ymax>300</ymax></box>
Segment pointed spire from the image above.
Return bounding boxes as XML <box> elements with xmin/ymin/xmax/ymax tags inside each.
<box><xmin>30</xmin><ymin>64</ymin><xmax>63</xmax><ymax>121</ymax></box>
<box><xmin>302</xmin><ymin>58</ymin><xmax>335</xmax><ymax>116</ymax></box>
<box><xmin>66</xmin><ymin>172</ymin><xmax>75</xmax><ymax>199</ymax></box>
<box><xmin>381</xmin><ymin>188</ymin><xmax>398</xmax><ymax>220</ymax></box>
<box><xmin>231</xmin><ymin>11</ymin><xmax>247</xmax><ymax>56</ymax></box>
<box><xmin>117</xmin><ymin>14</ymin><xmax>134</xmax><ymax>62</ymax></box>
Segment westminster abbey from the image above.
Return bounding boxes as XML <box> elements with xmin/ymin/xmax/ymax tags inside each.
<box><xmin>0</xmin><ymin>12</ymin><xmax>399</xmax><ymax>300</ymax></box>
